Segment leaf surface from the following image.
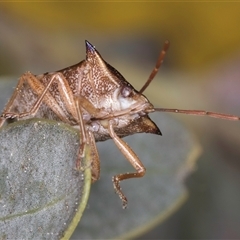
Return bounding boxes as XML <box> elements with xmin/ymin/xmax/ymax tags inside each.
<box><xmin>0</xmin><ymin>118</ymin><xmax>91</xmax><ymax>239</ymax></box>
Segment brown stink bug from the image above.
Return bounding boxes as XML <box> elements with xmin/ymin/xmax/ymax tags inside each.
<box><xmin>0</xmin><ymin>40</ymin><xmax>239</xmax><ymax>209</ymax></box>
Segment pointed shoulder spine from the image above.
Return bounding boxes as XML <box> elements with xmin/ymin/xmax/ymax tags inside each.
<box><xmin>85</xmin><ymin>40</ymin><xmax>95</xmax><ymax>53</ymax></box>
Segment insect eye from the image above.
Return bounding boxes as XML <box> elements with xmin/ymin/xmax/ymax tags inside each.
<box><xmin>121</xmin><ymin>86</ymin><xmax>133</xmax><ymax>98</ymax></box>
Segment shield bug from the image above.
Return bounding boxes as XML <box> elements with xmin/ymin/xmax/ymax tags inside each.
<box><xmin>0</xmin><ymin>40</ymin><xmax>239</xmax><ymax>208</ymax></box>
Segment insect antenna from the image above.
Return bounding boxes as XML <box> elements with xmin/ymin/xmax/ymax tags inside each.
<box><xmin>139</xmin><ymin>40</ymin><xmax>170</xmax><ymax>94</ymax></box>
<box><xmin>154</xmin><ymin>108</ymin><xmax>240</xmax><ymax>121</ymax></box>
<box><xmin>140</xmin><ymin>41</ymin><xmax>240</xmax><ymax>121</ymax></box>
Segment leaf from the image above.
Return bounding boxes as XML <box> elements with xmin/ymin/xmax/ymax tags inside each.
<box><xmin>0</xmin><ymin>119</ymin><xmax>91</xmax><ymax>239</ymax></box>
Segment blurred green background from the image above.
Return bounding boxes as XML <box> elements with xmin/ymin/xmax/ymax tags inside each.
<box><xmin>1</xmin><ymin>2</ymin><xmax>240</xmax><ymax>239</ymax></box>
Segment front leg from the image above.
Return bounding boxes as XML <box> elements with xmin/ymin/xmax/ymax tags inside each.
<box><xmin>108</xmin><ymin>121</ymin><xmax>146</xmax><ymax>209</ymax></box>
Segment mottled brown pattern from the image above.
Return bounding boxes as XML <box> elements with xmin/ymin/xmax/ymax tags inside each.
<box><xmin>0</xmin><ymin>40</ymin><xmax>161</xmax><ymax>208</ymax></box>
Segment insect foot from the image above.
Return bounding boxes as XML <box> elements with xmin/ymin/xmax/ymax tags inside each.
<box><xmin>1</xmin><ymin>112</ymin><xmax>19</xmax><ymax>119</ymax></box>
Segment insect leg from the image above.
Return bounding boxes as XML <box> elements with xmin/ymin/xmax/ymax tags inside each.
<box><xmin>108</xmin><ymin>121</ymin><xmax>146</xmax><ymax>209</ymax></box>
<box><xmin>88</xmin><ymin>130</ymin><xmax>100</xmax><ymax>182</ymax></box>
<box><xmin>75</xmin><ymin>98</ymin><xmax>100</xmax><ymax>181</ymax></box>
<box><xmin>1</xmin><ymin>72</ymin><xmax>78</xmax><ymax>124</ymax></box>
<box><xmin>0</xmin><ymin>76</ymin><xmax>25</xmax><ymax>127</ymax></box>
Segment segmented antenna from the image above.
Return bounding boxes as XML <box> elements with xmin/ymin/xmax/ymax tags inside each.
<box><xmin>143</xmin><ymin>41</ymin><xmax>240</xmax><ymax>121</ymax></box>
<box><xmin>139</xmin><ymin>40</ymin><xmax>170</xmax><ymax>94</ymax></box>
<box><xmin>155</xmin><ymin>108</ymin><xmax>240</xmax><ymax>121</ymax></box>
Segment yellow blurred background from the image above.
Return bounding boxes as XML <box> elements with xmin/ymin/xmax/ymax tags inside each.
<box><xmin>1</xmin><ymin>2</ymin><xmax>240</xmax><ymax>72</ymax></box>
<box><xmin>1</xmin><ymin>2</ymin><xmax>240</xmax><ymax>239</ymax></box>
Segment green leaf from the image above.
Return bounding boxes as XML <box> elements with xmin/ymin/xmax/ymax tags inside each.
<box><xmin>0</xmin><ymin>119</ymin><xmax>91</xmax><ymax>239</ymax></box>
